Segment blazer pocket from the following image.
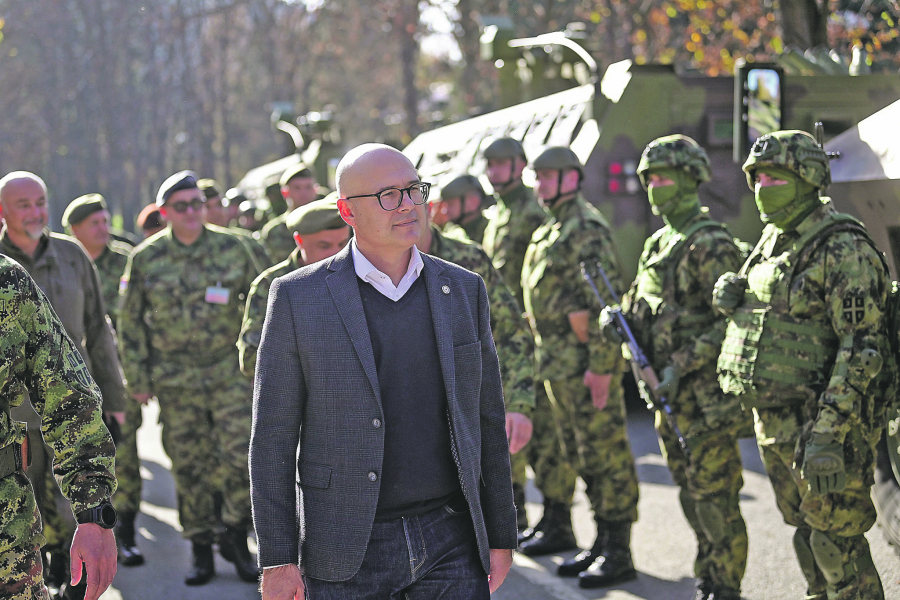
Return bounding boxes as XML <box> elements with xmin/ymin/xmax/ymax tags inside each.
<box><xmin>297</xmin><ymin>461</ymin><xmax>332</xmax><ymax>489</ymax></box>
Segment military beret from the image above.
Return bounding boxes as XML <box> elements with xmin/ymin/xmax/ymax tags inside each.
<box><xmin>63</xmin><ymin>193</ymin><xmax>108</xmax><ymax>228</ymax></box>
<box><xmin>197</xmin><ymin>178</ymin><xmax>220</xmax><ymax>199</ymax></box>
<box><xmin>285</xmin><ymin>194</ymin><xmax>345</xmax><ymax>235</ymax></box>
<box><xmin>279</xmin><ymin>162</ymin><xmax>313</xmax><ymax>188</ymax></box>
<box><xmin>156</xmin><ymin>170</ymin><xmax>199</xmax><ymax>206</ymax></box>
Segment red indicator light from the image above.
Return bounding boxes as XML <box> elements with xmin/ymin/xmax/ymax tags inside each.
<box><xmin>608</xmin><ymin>162</ymin><xmax>623</xmax><ymax>175</ymax></box>
<box><xmin>608</xmin><ymin>179</ymin><xmax>622</xmax><ymax>193</ymax></box>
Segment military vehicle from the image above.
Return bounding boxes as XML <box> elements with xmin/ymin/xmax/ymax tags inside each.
<box><xmin>403</xmin><ymin>27</ymin><xmax>900</xmax><ymax>552</ymax></box>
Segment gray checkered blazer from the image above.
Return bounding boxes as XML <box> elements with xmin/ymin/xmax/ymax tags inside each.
<box><xmin>250</xmin><ymin>245</ymin><xmax>517</xmax><ymax>581</ymax></box>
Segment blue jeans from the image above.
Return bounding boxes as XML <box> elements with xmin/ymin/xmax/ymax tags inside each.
<box><xmin>305</xmin><ymin>502</ymin><xmax>489</xmax><ymax>600</ymax></box>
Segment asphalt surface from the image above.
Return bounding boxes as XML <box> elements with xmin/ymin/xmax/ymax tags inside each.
<box><xmin>99</xmin><ymin>403</ymin><xmax>900</xmax><ymax>600</ymax></box>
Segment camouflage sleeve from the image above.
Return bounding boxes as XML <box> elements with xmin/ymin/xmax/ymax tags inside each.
<box><xmin>574</xmin><ymin>224</ymin><xmax>627</xmax><ymax>376</ymax></box>
<box><xmin>476</xmin><ymin>253</ymin><xmax>535</xmax><ymax>416</ymax></box>
<box><xmin>812</xmin><ymin>234</ymin><xmax>890</xmax><ymax>442</ymax></box>
<box><xmin>79</xmin><ymin>249</ymin><xmax>126</xmax><ymax>411</ymax></box>
<box><xmin>669</xmin><ymin>232</ymin><xmax>743</xmax><ymax>376</ymax></box>
<box><xmin>20</xmin><ymin>268</ymin><xmax>117</xmax><ymax>513</ymax></box>
<box><xmin>238</xmin><ymin>273</ymin><xmax>272</xmax><ymax>377</ymax></box>
<box><xmin>117</xmin><ymin>252</ymin><xmax>152</xmax><ymax>394</ymax></box>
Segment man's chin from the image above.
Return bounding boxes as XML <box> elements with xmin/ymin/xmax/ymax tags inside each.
<box><xmin>25</xmin><ymin>228</ymin><xmax>45</xmax><ymax>241</ymax></box>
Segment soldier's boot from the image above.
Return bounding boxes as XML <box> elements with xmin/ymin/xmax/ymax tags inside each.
<box><xmin>690</xmin><ymin>579</ymin><xmax>714</xmax><ymax>600</ymax></box>
<box><xmin>558</xmin><ymin>518</ymin><xmax>607</xmax><ymax>577</ymax></box>
<box><xmin>184</xmin><ymin>542</ymin><xmax>215</xmax><ymax>586</ymax></box>
<box><xmin>220</xmin><ymin>525</ymin><xmax>261</xmax><ymax>583</ymax></box>
<box><xmin>517</xmin><ymin>511</ymin><xmax>544</xmax><ymax>545</ymax></box>
<box><xmin>578</xmin><ymin>520</ymin><xmax>637</xmax><ymax>589</ymax></box>
<box><xmin>116</xmin><ymin>511</ymin><xmax>145</xmax><ymax>567</ymax></box>
<box><xmin>707</xmin><ymin>585</ymin><xmax>741</xmax><ymax>600</ymax></box>
<box><xmin>513</xmin><ymin>481</ymin><xmax>529</xmax><ymax>534</ymax></box>
<box><xmin>518</xmin><ymin>500</ymin><xmax>577</xmax><ymax>556</ymax></box>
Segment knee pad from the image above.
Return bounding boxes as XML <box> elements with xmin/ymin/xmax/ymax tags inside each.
<box><xmin>696</xmin><ymin>501</ymin><xmax>725</xmax><ymax>544</ymax></box>
<box><xmin>810</xmin><ymin>530</ymin><xmax>845</xmax><ymax>586</ymax></box>
<box><xmin>792</xmin><ymin>528</ymin><xmax>818</xmax><ymax>585</ymax></box>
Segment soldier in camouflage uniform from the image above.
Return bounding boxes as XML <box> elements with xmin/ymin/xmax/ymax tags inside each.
<box><xmin>63</xmin><ymin>193</ymin><xmax>145</xmax><ymax>568</ymax></box>
<box><xmin>239</xmin><ymin>196</ymin><xmax>350</xmax><ymax>376</ymax></box>
<box><xmin>607</xmin><ymin>136</ymin><xmax>748</xmax><ymax>600</ymax></box>
<box><xmin>117</xmin><ymin>171</ymin><xmax>261</xmax><ymax>585</ymax></box>
<box><xmin>0</xmin><ymin>256</ymin><xmax>117</xmax><ymax>600</ymax></box>
<box><xmin>715</xmin><ymin>130</ymin><xmax>891</xmax><ymax>600</ymax></box>
<box><xmin>437</xmin><ymin>174</ymin><xmax>491</xmax><ymax>244</ymax></box>
<box><xmin>260</xmin><ymin>163</ymin><xmax>320</xmax><ymax>263</ymax></box>
<box><xmin>199</xmin><ymin>179</ymin><xmax>273</xmax><ymax>269</ymax></box>
<box><xmin>520</xmin><ymin>147</ymin><xmax>639</xmax><ymax>589</ymax></box>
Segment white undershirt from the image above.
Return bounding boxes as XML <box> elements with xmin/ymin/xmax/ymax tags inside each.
<box><xmin>351</xmin><ymin>238</ymin><xmax>424</xmax><ymax>301</ymax></box>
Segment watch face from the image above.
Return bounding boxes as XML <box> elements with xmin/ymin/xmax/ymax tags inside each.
<box><xmin>100</xmin><ymin>504</ymin><xmax>118</xmax><ymax>528</ymax></box>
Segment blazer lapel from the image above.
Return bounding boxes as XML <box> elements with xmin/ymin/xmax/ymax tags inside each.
<box><xmin>423</xmin><ymin>256</ymin><xmax>456</xmax><ymax>404</ymax></box>
<box><xmin>325</xmin><ymin>246</ymin><xmax>382</xmax><ymax>407</ymax></box>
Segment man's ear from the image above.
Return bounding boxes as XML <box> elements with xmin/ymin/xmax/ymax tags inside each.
<box><xmin>337</xmin><ymin>198</ymin><xmax>355</xmax><ymax>226</ymax></box>
<box><xmin>293</xmin><ymin>232</ymin><xmax>303</xmax><ymax>248</ymax></box>
<box><xmin>281</xmin><ymin>187</ymin><xmax>290</xmax><ymax>199</ymax></box>
<box><xmin>158</xmin><ymin>206</ymin><xmax>168</xmax><ymax>220</ymax></box>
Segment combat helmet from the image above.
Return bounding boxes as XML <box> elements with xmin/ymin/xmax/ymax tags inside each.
<box><xmin>742</xmin><ymin>130</ymin><xmax>830</xmax><ymax>190</ymax></box>
<box><xmin>533</xmin><ymin>146</ymin><xmax>583</xmax><ymax>175</ymax></box>
<box><xmin>439</xmin><ymin>174</ymin><xmax>485</xmax><ymax>201</ymax></box>
<box><xmin>636</xmin><ymin>135</ymin><xmax>711</xmax><ymax>190</ymax></box>
<box><xmin>483</xmin><ymin>137</ymin><xmax>526</xmax><ymax>160</ymax></box>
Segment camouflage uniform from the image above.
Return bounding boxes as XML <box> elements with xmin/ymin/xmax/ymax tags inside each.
<box><xmin>210</xmin><ymin>223</ymin><xmax>273</xmax><ymax>271</ymax></box>
<box><xmin>0</xmin><ymin>230</ymin><xmax>125</xmax><ymax>554</ymax></box>
<box><xmin>457</xmin><ymin>211</ymin><xmax>490</xmax><ymax>246</ymax></box>
<box><xmin>482</xmin><ymin>182</ymin><xmax>547</xmax><ymax>309</ymax></box>
<box><xmin>522</xmin><ymin>193</ymin><xmax>639</xmax><ymax>527</ymax></box>
<box><xmin>624</xmin><ymin>135</ymin><xmax>748</xmax><ymax>598</ymax></box>
<box><xmin>239</xmin><ymin>249</ymin><xmax>305</xmax><ymax>376</ymax></box>
<box><xmin>0</xmin><ymin>256</ymin><xmax>116</xmax><ymax>600</ymax></box>
<box><xmin>717</xmin><ymin>131</ymin><xmax>890</xmax><ymax>600</ymax></box>
<box><xmin>259</xmin><ymin>214</ymin><xmax>295</xmax><ymax>264</ymax></box>
<box><xmin>118</xmin><ymin>225</ymin><xmax>259</xmax><ymax>544</ymax></box>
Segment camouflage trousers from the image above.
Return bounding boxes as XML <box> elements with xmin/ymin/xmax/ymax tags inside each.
<box><xmin>534</xmin><ymin>376</ymin><xmax>639</xmax><ymax>523</ymax></box>
<box><xmin>757</xmin><ymin>411</ymin><xmax>883</xmax><ymax>600</ymax></box>
<box><xmin>157</xmin><ymin>377</ymin><xmax>253</xmax><ymax>544</ymax></box>
<box><xmin>1</xmin><ymin>472</ymin><xmax>49</xmax><ymax>600</ymax></box>
<box><xmin>657</xmin><ymin>414</ymin><xmax>747</xmax><ymax>591</ymax></box>
<box><xmin>113</xmin><ymin>398</ymin><xmax>144</xmax><ymax>516</ymax></box>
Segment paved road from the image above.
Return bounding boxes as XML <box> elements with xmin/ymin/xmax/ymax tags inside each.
<box><xmin>100</xmin><ymin>403</ymin><xmax>900</xmax><ymax>599</ymax></box>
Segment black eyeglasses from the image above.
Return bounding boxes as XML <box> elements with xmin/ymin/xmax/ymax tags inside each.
<box><xmin>168</xmin><ymin>197</ymin><xmax>206</xmax><ymax>213</ymax></box>
<box><xmin>344</xmin><ymin>182</ymin><xmax>431</xmax><ymax>211</ymax></box>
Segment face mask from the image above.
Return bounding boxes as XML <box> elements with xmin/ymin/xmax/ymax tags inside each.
<box><xmin>648</xmin><ymin>184</ymin><xmax>678</xmax><ymax>215</ymax></box>
<box><xmin>755</xmin><ymin>178</ymin><xmax>797</xmax><ymax>218</ymax></box>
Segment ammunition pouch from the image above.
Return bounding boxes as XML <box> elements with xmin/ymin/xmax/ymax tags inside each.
<box><xmin>0</xmin><ymin>426</ymin><xmax>28</xmax><ymax>479</ymax></box>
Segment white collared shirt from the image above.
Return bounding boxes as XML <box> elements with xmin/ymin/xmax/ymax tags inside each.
<box><xmin>351</xmin><ymin>238</ymin><xmax>424</xmax><ymax>302</ymax></box>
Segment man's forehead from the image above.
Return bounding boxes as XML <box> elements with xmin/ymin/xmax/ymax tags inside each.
<box><xmin>342</xmin><ymin>160</ymin><xmax>417</xmax><ymax>195</ymax></box>
<box><xmin>168</xmin><ymin>187</ymin><xmax>203</xmax><ymax>202</ymax></box>
<box><xmin>3</xmin><ymin>178</ymin><xmax>45</xmax><ymax>201</ymax></box>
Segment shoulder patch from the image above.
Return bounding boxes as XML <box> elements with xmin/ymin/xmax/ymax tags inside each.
<box><xmin>843</xmin><ymin>294</ymin><xmax>866</xmax><ymax>324</ymax></box>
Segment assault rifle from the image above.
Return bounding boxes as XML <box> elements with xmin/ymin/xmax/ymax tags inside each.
<box><xmin>580</xmin><ymin>261</ymin><xmax>691</xmax><ymax>459</ymax></box>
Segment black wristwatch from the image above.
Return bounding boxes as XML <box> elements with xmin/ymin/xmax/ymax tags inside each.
<box><xmin>75</xmin><ymin>502</ymin><xmax>118</xmax><ymax>529</ymax></box>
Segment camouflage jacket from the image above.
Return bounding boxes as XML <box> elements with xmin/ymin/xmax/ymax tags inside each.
<box><xmin>720</xmin><ymin>200</ymin><xmax>890</xmax><ymax>445</ymax></box>
<box><xmin>427</xmin><ymin>227</ymin><xmax>535</xmax><ymax>414</ymax></box>
<box><xmin>0</xmin><ymin>257</ymin><xmax>115</xmax><ymax>553</ymax></box>
<box><xmin>522</xmin><ymin>195</ymin><xmax>625</xmax><ymax>381</ymax></box>
<box><xmin>623</xmin><ymin>210</ymin><xmax>744</xmax><ymax>432</ymax></box>
<box><xmin>459</xmin><ymin>211</ymin><xmax>490</xmax><ymax>246</ymax></box>
<box><xmin>94</xmin><ymin>241</ymin><xmax>131</xmax><ymax>324</ymax></box>
<box><xmin>239</xmin><ymin>249</ymin><xmax>304</xmax><ymax>376</ymax></box>
<box><xmin>118</xmin><ymin>225</ymin><xmax>260</xmax><ymax>391</ymax></box>
<box><xmin>260</xmin><ymin>213</ymin><xmax>295</xmax><ymax>264</ymax></box>
<box><xmin>482</xmin><ymin>183</ymin><xmax>547</xmax><ymax>308</ymax></box>
<box><xmin>0</xmin><ymin>229</ymin><xmax>125</xmax><ymax>412</ymax></box>
<box><xmin>208</xmin><ymin>224</ymin><xmax>273</xmax><ymax>272</ymax></box>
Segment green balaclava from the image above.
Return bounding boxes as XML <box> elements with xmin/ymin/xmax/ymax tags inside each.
<box><xmin>753</xmin><ymin>167</ymin><xmax>819</xmax><ymax>229</ymax></box>
<box><xmin>637</xmin><ymin>135</ymin><xmax>708</xmax><ymax>230</ymax></box>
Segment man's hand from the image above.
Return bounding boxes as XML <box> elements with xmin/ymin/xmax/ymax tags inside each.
<box><xmin>261</xmin><ymin>564</ymin><xmax>305</xmax><ymax>600</ymax></box>
<box><xmin>801</xmin><ymin>433</ymin><xmax>847</xmax><ymax>495</ymax></box>
<box><xmin>505</xmin><ymin>412</ymin><xmax>533</xmax><ymax>455</ymax></box>
<box><xmin>712</xmin><ymin>272</ymin><xmax>747</xmax><ymax>317</ymax></box>
<box><xmin>70</xmin><ymin>523</ymin><xmax>117</xmax><ymax>600</ymax></box>
<box><xmin>104</xmin><ymin>411</ymin><xmax>125</xmax><ymax>426</ymax></box>
<box><xmin>488</xmin><ymin>548</ymin><xmax>513</xmax><ymax>593</ymax></box>
<box><xmin>583</xmin><ymin>371</ymin><xmax>612</xmax><ymax>410</ymax></box>
<box><xmin>132</xmin><ymin>392</ymin><xmax>153</xmax><ymax>405</ymax></box>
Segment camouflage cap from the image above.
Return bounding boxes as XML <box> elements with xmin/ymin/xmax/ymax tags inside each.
<box><xmin>285</xmin><ymin>193</ymin><xmax>346</xmax><ymax>235</ymax></box>
<box><xmin>279</xmin><ymin>162</ymin><xmax>313</xmax><ymax>188</ymax></box>
<box><xmin>197</xmin><ymin>178</ymin><xmax>220</xmax><ymax>199</ymax></box>
<box><xmin>742</xmin><ymin>130</ymin><xmax>830</xmax><ymax>190</ymax></box>
<box><xmin>438</xmin><ymin>174</ymin><xmax>484</xmax><ymax>201</ymax></box>
<box><xmin>636</xmin><ymin>134</ymin><xmax>711</xmax><ymax>189</ymax></box>
<box><xmin>156</xmin><ymin>170</ymin><xmax>199</xmax><ymax>206</ymax></box>
<box><xmin>533</xmin><ymin>146</ymin><xmax>583</xmax><ymax>173</ymax></box>
<box><xmin>483</xmin><ymin>137</ymin><xmax>526</xmax><ymax>160</ymax></box>
<box><xmin>63</xmin><ymin>193</ymin><xmax>108</xmax><ymax>228</ymax></box>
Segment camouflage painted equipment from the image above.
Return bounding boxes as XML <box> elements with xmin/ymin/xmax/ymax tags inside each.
<box><xmin>439</xmin><ymin>174</ymin><xmax>484</xmax><ymax>201</ymax></box>
<box><xmin>533</xmin><ymin>146</ymin><xmax>582</xmax><ymax>174</ymax></box>
<box><xmin>482</xmin><ymin>137</ymin><xmax>526</xmax><ymax>160</ymax></box>
<box><xmin>636</xmin><ymin>135</ymin><xmax>711</xmax><ymax>189</ymax></box>
<box><xmin>742</xmin><ymin>130</ymin><xmax>830</xmax><ymax>190</ymax></box>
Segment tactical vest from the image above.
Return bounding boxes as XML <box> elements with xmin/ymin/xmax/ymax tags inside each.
<box><xmin>632</xmin><ymin>219</ymin><xmax>731</xmax><ymax>365</ymax></box>
<box><xmin>718</xmin><ymin>212</ymin><xmax>877</xmax><ymax>398</ymax></box>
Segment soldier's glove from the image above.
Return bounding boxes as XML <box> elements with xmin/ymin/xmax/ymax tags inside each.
<box><xmin>654</xmin><ymin>365</ymin><xmax>680</xmax><ymax>399</ymax></box>
<box><xmin>712</xmin><ymin>273</ymin><xmax>747</xmax><ymax>317</ymax></box>
<box><xmin>598</xmin><ymin>306</ymin><xmax>624</xmax><ymax>345</ymax></box>
<box><xmin>801</xmin><ymin>433</ymin><xmax>847</xmax><ymax>495</ymax></box>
